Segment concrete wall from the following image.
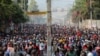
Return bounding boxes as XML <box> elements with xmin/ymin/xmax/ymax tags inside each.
<box><xmin>81</xmin><ymin>20</ymin><xmax>100</xmax><ymax>29</ymax></box>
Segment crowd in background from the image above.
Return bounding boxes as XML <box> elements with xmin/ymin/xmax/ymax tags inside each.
<box><xmin>0</xmin><ymin>24</ymin><xmax>100</xmax><ymax>56</ymax></box>
<box><xmin>51</xmin><ymin>26</ymin><xmax>100</xmax><ymax>56</ymax></box>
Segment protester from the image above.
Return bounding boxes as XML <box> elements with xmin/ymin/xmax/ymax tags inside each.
<box><xmin>0</xmin><ymin>24</ymin><xmax>100</xmax><ymax>56</ymax></box>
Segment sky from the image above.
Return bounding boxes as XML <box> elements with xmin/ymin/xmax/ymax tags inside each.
<box><xmin>35</xmin><ymin>0</ymin><xmax>75</xmax><ymax>11</ymax></box>
<box><xmin>29</xmin><ymin>0</ymin><xmax>75</xmax><ymax>24</ymax></box>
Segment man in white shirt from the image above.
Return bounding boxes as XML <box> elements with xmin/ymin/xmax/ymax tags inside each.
<box><xmin>40</xmin><ymin>41</ymin><xmax>45</xmax><ymax>49</ymax></box>
<box><xmin>39</xmin><ymin>41</ymin><xmax>45</xmax><ymax>56</ymax></box>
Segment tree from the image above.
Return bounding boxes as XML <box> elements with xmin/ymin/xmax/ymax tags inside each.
<box><xmin>92</xmin><ymin>0</ymin><xmax>100</xmax><ymax>19</ymax></box>
<box><xmin>71</xmin><ymin>0</ymin><xmax>89</xmax><ymax>21</ymax></box>
<box><xmin>0</xmin><ymin>0</ymin><xmax>29</xmax><ymax>32</ymax></box>
<box><xmin>28</xmin><ymin>0</ymin><xmax>39</xmax><ymax>12</ymax></box>
<box><xmin>71</xmin><ymin>0</ymin><xmax>100</xmax><ymax>23</ymax></box>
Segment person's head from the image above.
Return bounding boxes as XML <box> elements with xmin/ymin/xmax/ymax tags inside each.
<box><xmin>8</xmin><ymin>42</ymin><xmax>13</xmax><ymax>47</ymax></box>
<box><xmin>29</xmin><ymin>42</ymin><xmax>33</xmax><ymax>46</ymax></box>
<box><xmin>82</xmin><ymin>43</ymin><xmax>87</xmax><ymax>50</ymax></box>
<box><xmin>96</xmin><ymin>47</ymin><xmax>100</xmax><ymax>54</ymax></box>
<box><xmin>88</xmin><ymin>45</ymin><xmax>93</xmax><ymax>52</ymax></box>
<box><xmin>19</xmin><ymin>53</ymin><xmax>24</xmax><ymax>56</ymax></box>
<box><xmin>70</xmin><ymin>46</ymin><xmax>74</xmax><ymax>52</ymax></box>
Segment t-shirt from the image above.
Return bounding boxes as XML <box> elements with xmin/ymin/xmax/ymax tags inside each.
<box><xmin>67</xmin><ymin>51</ymin><xmax>76</xmax><ymax>56</ymax></box>
<box><xmin>87</xmin><ymin>52</ymin><xmax>93</xmax><ymax>56</ymax></box>
<box><xmin>39</xmin><ymin>43</ymin><xmax>45</xmax><ymax>50</ymax></box>
<box><xmin>92</xmin><ymin>50</ymin><xmax>97</xmax><ymax>56</ymax></box>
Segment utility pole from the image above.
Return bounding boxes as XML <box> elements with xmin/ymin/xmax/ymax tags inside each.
<box><xmin>47</xmin><ymin>0</ymin><xmax>52</xmax><ymax>56</ymax></box>
<box><xmin>90</xmin><ymin>0</ymin><xmax>93</xmax><ymax>28</ymax></box>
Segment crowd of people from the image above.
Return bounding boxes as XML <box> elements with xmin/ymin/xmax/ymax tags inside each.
<box><xmin>0</xmin><ymin>24</ymin><xmax>47</xmax><ymax>56</ymax></box>
<box><xmin>0</xmin><ymin>24</ymin><xmax>99</xmax><ymax>56</ymax></box>
<box><xmin>51</xmin><ymin>26</ymin><xmax>100</xmax><ymax>56</ymax></box>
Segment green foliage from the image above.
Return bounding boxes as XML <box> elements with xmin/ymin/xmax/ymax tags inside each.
<box><xmin>3</xmin><ymin>0</ymin><xmax>12</xmax><ymax>4</ymax></box>
<box><xmin>92</xmin><ymin>0</ymin><xmax>100</xmax><ymax>19</ymax></box>
<box><xmin>11</xmin><ymin>4</ymin><xmax>29</xmax><ymax>24</ymax></box>
<box><xmin>71</xmin><ymin>0</ymin><xmax>89</xmax><ymax>20</ymax></box>
<box><xmin>0</xmin><ymin>0</ymin><xmax>28</xmax><ymax>24</ymax></box>
<box><xmin>0</xmin><ymin>0</ymin><xmax>29</xmax><ymax>31</ymax></box>
<box><xmin>28</xmin><ymin>0</ymin><xmax>39</xmax><ymax>12</ymax></box>
<box><xmin>71</xmin><ymin>0</ymin><xmax>100</xmax><ymax>22</ymax></box>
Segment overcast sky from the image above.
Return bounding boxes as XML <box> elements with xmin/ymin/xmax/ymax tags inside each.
<box><xmin>35</xmin><ymin>0</ymin><xmax>75</xmax><ymax>11</ymax></box>
<box><xmin>29</xmin><ymin>0</ymin><xmax>75</xmax><ymax>24</ymax></box>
